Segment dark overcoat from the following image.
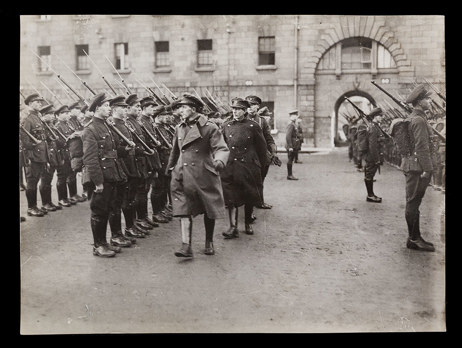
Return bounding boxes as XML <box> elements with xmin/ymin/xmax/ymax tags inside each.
<box><xmin>220</xmin><ymin>117</ymin><xmax>267</xmax><ymax>208</ymax></box>
<box><xmin>166</xmin><ymin>114</ymin><xmax>229</xmax><ymax>219</ymax></box>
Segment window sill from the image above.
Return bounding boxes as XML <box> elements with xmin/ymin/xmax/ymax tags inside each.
<box><xmin>113</xmin><ymin>69</ymin><xmax>131</xmax><ymax>75</ymax></box>
<box><xmin>76</xmin><ymin>69</ymin><xmax>91</xmax><ymax>75</ymax></box>
<box><xmin>153</xmin><ymin>67</ymin><xmax>172</xmax><ymax>73</ymax></box>
<box><xmin>36</xmin><ymin>71</ymin><xmax>53</xmax><ymax>76</ymax></box>
<box><xmin>256</xmin><ymin>65</ymin><xmax>277</xmax><ymax>71</ymax></box>
<box><xmin>195</xmin><ymin>66</ymin><xmax>215</xmax><ymax>72</ymax></box>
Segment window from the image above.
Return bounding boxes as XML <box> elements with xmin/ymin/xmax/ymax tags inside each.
<box><xmin>377</xmin><ymin>44</ymin><xmax>397</xmax><ymax>68</ymax></box>
<box><xmin>197</xmin><ymin>39</ymin><xmax>213</xmax><ymax>66</ymax></box>
<box><xmin>260</xmin><ymin>101</ymin><xmax>275</xmax><ymax>129</ymax></box>
<box><xmin>155</xmin><ymin>41</ymin><xmax>170</xmax><ymax>67</ymax></box>
<box><xmin>37</xmin><ymin>46</ymin><xmax>51</xmax><ymax>72</ymax></box>
<box><xmin>341</xmin><ymin>37</ymin><xmax>372</xmax><ymax>70</ymax></box>
<box><xmin>76</xmin><ymin>44</ymin><xmax>89</xmax><ymax>70</ymax></box>
<box><xmin>114</xmin><ymin>43</ymin><xmax>129</xmax><ymax>70</ymax></box>
<box><xmin>258</xmin><ymin>37</ymin><xmax>275</xmax><ymax>65</ymax></box>
<box><xmin>319</xmin><ymin>46</ymin><xmax>336</xmax><ymax>70</ymax></box>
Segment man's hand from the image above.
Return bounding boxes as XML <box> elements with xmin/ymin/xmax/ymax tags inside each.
<box><xmin>420</xmin><ymin>171</ymin><xmax>432</xmax><ymax>179</ymax></box>
<box><xmin>289</xmin><ymin>148</ymin><xmax>293</xmax><ymax>152</ymax></box>
<box><xmin>213</xmin><ymin>159</ymin><xmax>225</xmax><ymax>172</ymax></box>
<box><xmin>94</xmin><ymin>183</ymin><xmax>104</xmax><ymax>193</ymax></box>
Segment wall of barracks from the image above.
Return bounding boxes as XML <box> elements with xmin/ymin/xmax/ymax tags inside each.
<box><xmin>20</xmin><ymin>15</ymin><xmax>445</xmax><ymax>148</ymax></box>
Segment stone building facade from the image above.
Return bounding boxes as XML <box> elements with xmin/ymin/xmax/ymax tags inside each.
<box><xmin>20</xmin><ymin>15</ymin><xmax>445</xmax><ymax>148</ymax></box>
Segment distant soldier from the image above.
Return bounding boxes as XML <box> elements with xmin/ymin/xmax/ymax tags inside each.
<box><xmin>294</xmin><ymin>117</ymin><xmax>304</xmax><ymax>163</ymax></box>
<box><xmin>167</xmin><ymin>94</ymin><xmax>230</xmax><ymax>257</ymax></box>
<box><xmin>285</xmin><ymin>109</ymin><xmax>300</xmax><ymax>180</ymax></box>
<box><xmin>357</xmin><ymin>108</ymin><xmax>383</xmax><ymax>203</ymax></box>
<box><xmin>20</xmin><ymin>93</ymin><xmax>49</xmax><ymax>217</ymax></box>
<box><xmin>81</xmin><ymin>93</ymin><xmax>127</xmax><ymax>257</ymax></box>
<box><xmin>67</xmin><ymin>102</ymin><xmax>86</xmax><ymax>202</ymax></box>
<box><xmin>38</xmin><ymin>104</ymin><xmax>63</xmax><ymax>212</ymax></box>
<box><xmin>401</xmin><ymin>85</ymin><xmax>437</xmax><ymax>252</ymax></box>
<box><xmin>245</xmin><ymin>95</ymin><xmax>278</xmax><ymax>209</ymax></box>
<box><xmin>221</xmin><ymin>98</ymin><xmax>267</xmax><ymax>237</ymax></box>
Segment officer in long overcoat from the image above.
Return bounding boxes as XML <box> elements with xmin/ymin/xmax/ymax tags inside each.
<box><xmin>220</xmin><ymin>98</ymin><xmax>268</xmax><ymax>238</ymax></box>
<box><xmin>166</xmin><ymin>94</ymin><xmax>230</xmax><ymax>257</ymax></box>
<box><xmin>401</xmin><ymin>85</ymin><xmax>437</xmax><ymax>252</ymax></box>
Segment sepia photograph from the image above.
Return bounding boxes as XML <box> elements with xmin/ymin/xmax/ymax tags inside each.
<box><xmin>19</xmin><ymin>14</ymin><xmax>446</xmax><ymax>334</ymax></box>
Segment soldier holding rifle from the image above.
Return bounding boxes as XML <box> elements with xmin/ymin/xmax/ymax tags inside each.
<box><xmin>20</xmin><ymin>93</ymin><xmax>49</xmax><ymax>217</ymax></box>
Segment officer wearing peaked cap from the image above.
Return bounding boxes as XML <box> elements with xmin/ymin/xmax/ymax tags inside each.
<box><xmin>285</xmin><ymin>109</ymin><xmax>300</xmax><ymax>180</ymax></box>
<box><xmin>245</xmin><ymin>95</ymin><xmax>278</xmax><ymax>210</ymax></box>
<box><xmin>20</xmin><ymin>94</ymin><xmax>49</xmax><ymax>217</ymax></box>
<box><xmin>167</xmin><ymin>93</ymin><xmax>230</xmax><ymax>257</ymax></box>
<box><xmin>401</xmin><ymin>84</ymin><xmax>436</xmax><ymax>252</ymax></box>
<box><xmin>221</xmin><ymin>98</ymin><xmax>268</xmax><ymax>238</ymax></box>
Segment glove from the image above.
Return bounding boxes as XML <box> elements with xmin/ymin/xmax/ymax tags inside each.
<box><xmin>272</xmin><ymin>156</ymin><xmax>282</xmax><ymax>167</ymax></box>
<box><xmin>213</xmin><ymin>159</ymin><xmax>225</xmax><ymax>172</ymax></box>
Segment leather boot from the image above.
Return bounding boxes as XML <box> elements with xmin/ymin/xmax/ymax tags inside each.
<box><xmin>175</xmin><ymin>217</ymin><xmax>193</xmax><ymax>257</ymax></box>
<box><xmin>365</xmin><ymin>180</ymin><xmax>382</xmax><ymax>203</ymax></box>
<box><xmin>27</xmin><ymin>206</ymin><xmax>45</xmax><ymax>217</ymax></box>
<box><xmin>91</xmin><ymin>217</ymin><xmax>116</xmax><ymax>257</ymax></box>
<box><xmin>223</xmin><ymin>207</ymin><xmax>239</xmax><ymax>239</ymax></box>
<box><xmin>204</xmin><ymin>215</ymin><xmax>215</xmax><ymax>255</ymax></box>
<box><xmin>245</xmin><ymin>224</ymin><xmax>254</xmax><ymax>235</ymax></box>
<box><xmin>287</xmin><ymin>164</ymin><xmax>298</xmax><ymax>180</ymax></box>
<box><xmin>93</xmin><ymin>244</ymin><xmax>116</xmax><ymax>257</ymax></box>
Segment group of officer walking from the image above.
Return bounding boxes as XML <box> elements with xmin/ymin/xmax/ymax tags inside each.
<box><xmin>20</xmin><ymin>83</ymin><xmax>441</xmax><ymax>258</ymax></box>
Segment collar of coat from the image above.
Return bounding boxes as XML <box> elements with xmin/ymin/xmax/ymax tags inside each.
<box><xmin>177</xmin><ymin>114</ymin><xmax>208</xmax><ymax>148</ymax></box>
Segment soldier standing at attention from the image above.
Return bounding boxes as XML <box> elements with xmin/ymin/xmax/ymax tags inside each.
<box><xmin>285</xmin><ymin>109</ymin><xmax>300</xmax><ymax>180</ymax></box>
<box><xmin>38</xmin><ymin>104</ymin><xmax>63</xmax><ymax>212</ymax></box>
<box><xmin>20</xmin><ymin>93</ymin><xmax>49</xmax><ymax>217</ymax></box>
<box><xmin>82</xmin><ymin>93</ymin><xmax>127</xmax><ymax>257</ymax></box>
<box><xmin>245</xmin><ymin>95</ymin><xmax>277</xmax><ymax>210</ymax></box>
<box><xmin>125</xmin><ymin>94</ymin><xmax>158</xmax><ymax>233</ymax></box>
<box><xmin>167</xmin><ymin>94</ymin><xmax>229</xmax><ymax>257</ymax></box>
<box><xmin>294</xmin><ymin>117</ymin><xmax>304</xmax><ymax>163</ymax></box>
<box><xmin>221</xmin><ymin>98</ymin><xmax>267</xmax><ymax>238</ymax></box>
<box><xmin>401</xmin><ymin>85</ymin><xmax>437</xmax><ymax>252</ymax></box>
<box><xmin>357</xmin><ymin>108</ymin><xmax>383</xmax><ymax>203</ymax></box>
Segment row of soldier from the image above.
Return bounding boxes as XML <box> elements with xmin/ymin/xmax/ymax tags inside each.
<box><xmin>342</xmin><ymin>82</ymin><xmax>446</xmax><ymax>252</ymax></box>
<box><xmin>20</xmin><ymin>89</ymin><xmax>291</xmax><ymax>258</ymax></box>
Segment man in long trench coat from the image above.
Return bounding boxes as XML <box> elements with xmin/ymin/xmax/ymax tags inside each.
<box><xmin>166</xmin><ymin>94</ymin><xmax>230</xmax><ymax>258</ymax></box>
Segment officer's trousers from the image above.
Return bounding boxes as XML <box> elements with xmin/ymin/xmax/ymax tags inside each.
<box><xmin>56</xmin><ymin>161</ymin><xmax>75</xmax><ymax>201</ymax></box>
<box><xmin>24</xmin><ymin>161</ymin><xmax>47</xmax><ymax>208</ymax></box>
<box><xmin>39</xmin><ymin>165</ymin><xmax>56</xmax><ymax>205</ymax></box>
<box><xmin>404</xmin><ymin>172</ymin><xmax>432</xmax><ymax>240</ymax></box>
<box><xmin>151</xmin><ymin>173</ymin><xmax>168</xmax><ymax>215</ymax></box>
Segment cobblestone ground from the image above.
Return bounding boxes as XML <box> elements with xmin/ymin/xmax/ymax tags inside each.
<box><xmin>19</xmin><ymin>147</ymin><xmax>446</xmax><ymax>334</ymax></box>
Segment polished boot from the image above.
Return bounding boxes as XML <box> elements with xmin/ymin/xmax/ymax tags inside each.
<box><xmin>125</xmin><ymin>227</ymin><xmax>145</xmax><ymax>239</ymax></box>
<box><xmin>27</xmin><ymin>206</ymin><xmax>45</xmax><ymax>217</ymax></box>
<box><xmin>50</xmin><ymin>202</ymin><xmax>62</xmax><ymax>210</ymax></box>
<box><xmin>204</xmin><ymin>215</ymin><xmax>215</xmax><ymax>255</ymax></box>
<box><xmin>41</xmin><ymin>203</ymin><xmax>57</xmax><ymax>212</ymax></box>
<box><xmin>287</xmin><ymin>164</ymin><xmax>298</xmax><ymax>180</ymax></box>
<box><xmin>38</xmin><ymin>207</ymin><xmax>48</xmax><ymax>214</ymax></box>
<box><xmin>365</xmin><ymin>180</ymin><xmax>382</xmax><ymax>203</ymax></box>
<box><xmin>152</xmin><ymin>213</ymin><xmax>169</xmax><ymax>223</ymax></box>
<box><xmin>59</xmin><ymin>199</ymin><xmax>71</xmax><ymax>207</ymax></box>
<box><xmin>223</xmin><ymin>207</ymin><xmax>239</xmax><ymax>239</ymax></box>
<box><xmin>174</xmin><ymin>217</ymin><xmax>193</xmax><ymax>257</ymax></box>
<box><xmin>93</xmin><ymin>244</ymin><xmax>116</xmax><ymax>257</ymax></box>
<box><xmin>92</xmin><ymin>217</ymin><xmax>116</xmax><ymax>257</ymax></box>
<box><xmin>72</xmin><ymin>194</ymin><xmax>87</xmax><ymax>203</ymax></box>
<box><xmin>257</xmin><ymin>202</ymin><xmax>272</xmax><ymax>209</ymax></box>
<box><xmin>135</xmin><ymin>219</ymin><xmax>153</xmax><ymax>231</ymax></box>
<box><xmin>245</xmin><ymin>224</ymin><xmax>254</xmax><ymax>235</ymax></box>
<box><xmin>143</xmin><ymin>216</ymin><xmax>159</xmax><ymax>227</ymax></box>
<box><xmin>406</xmin><ymin>237</ymin><xmax>435</xmax><ymax>252</ymax></box>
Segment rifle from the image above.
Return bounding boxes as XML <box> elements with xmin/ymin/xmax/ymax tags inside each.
<box><xmin>124</xmin><ymin>121</ymin><xmax>156</xmax><ymax>155</ymax></box>
<box><xmin>105</xmin><ymin>55</ymin><xmax>132</xmax><ymax>94</ymax></box>
<box><xmin>371</xmin><ymin>81</ymin><xmax>446</xmax><ymax>142</ymax></box>
<box><xmin>149</xmin><ymin>78</ymin><xmax>171</xmax><ymax>104</ymax></box>
<box><xmin>139</xmin><ymin>122</ymin><xmax>162</xmax><ymax>148</ymax></box>
<box><xmin>134</xmin><ymin>78</ymin><xmax>166</xmax><ymax>105</ymax></box>
<box><xmin>57</xmin><ymin>55</ymin><xmax>97</xmax><ymax>96</ymax></box>
<box><xmin>191</xmin><ymin>88</ymin><xmax>213</xmax><ymax>114</ymax></box>
<box><xmin>20</xmin><ymin>124</ymin><xmax>42</xmax><ymax>145</ymax></box>
<box><xmin>83</xmin><ymin>49</ymin><xmax>117</xmax><ymax>96</ymax></box>
<box><xmin>205</xmin><ymin>88</ymin><xmax>232</xmax><ymax>113</ymax></box>
<box><xmin>343</xmin><ymin>97</ymin><xmax>391</xmax><ymax>139</ymax></box>
<box><xmin>371</xmin><ymin>80</ymin><xmax>412</xmax><ymax>113</ymax></box>
<box><xmin>154</xmin><ymin>126</ymin><xmax>173</xmax><ymax>149</ymax></box>
<box><xmin>423</xmin><ymin>77</ymin><xmax>446</xmax><ymax>102</ymax></box>
<box><xmin>105</xmin><ymin>119</ymin><xmax>136</xmax><ymax>147</ymax></box>
<box><xmin>40</xmin><ymin>81</ymin><xmax>64</xmax><ymax>106</ymax></box>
